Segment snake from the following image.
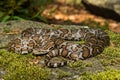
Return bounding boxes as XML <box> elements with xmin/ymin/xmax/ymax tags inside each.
<box><xmin>8</xmin><ymin>27</ymin><xmax>110</xmax><ymax>67</ymax></box>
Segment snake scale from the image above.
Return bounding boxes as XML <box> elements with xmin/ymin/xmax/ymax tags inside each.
<box><xmin>8</xmin><ymin>27</ymin><xmax>110</xmax><ymax>67</ymax></box>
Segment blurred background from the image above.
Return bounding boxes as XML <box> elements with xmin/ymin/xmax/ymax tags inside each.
<box><xmin>0</xmin><ymin>0</ymin><xmax>120</xmax><ymax>33</ymax></box>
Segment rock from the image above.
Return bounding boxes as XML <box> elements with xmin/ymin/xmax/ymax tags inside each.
<box><xmin>0</xmin><ymin>20</ymin><xmax>88</xmax><ymax>48</ymax></box>
<box><xmin>0</xmin><ymin>20</ymin><xmax>111</xmax><ymax>80</ymax></box>
<box><xmin>82</xmin><ymin>0</ymin><xmax>120</xmax><ymax>21</ymax></box>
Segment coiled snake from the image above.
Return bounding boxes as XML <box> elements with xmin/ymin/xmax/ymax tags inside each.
<box><xmin>8</xmin><ymin>27</ymin><xmax>110</xmax><ymax>67</ymax></box>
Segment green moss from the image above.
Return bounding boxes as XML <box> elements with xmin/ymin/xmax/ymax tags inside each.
<box><xmin>4</xmin><ymin>65</ymin><xmax>50</xmax><ymax>80</ymax></box>
<box><xmin>0</xmin><ymin>50</ymin><xmax>35</xmax><ymax>67</ymax></box>
<box><xmin>84</xmin><ymin>61</ymin><xmax>93</xmax><ymax>67</ymax></box>
<box><xmin>97</xmin><ymin>46</ymin><xmax>120</xmax><ymax>67</ymax></box>
<box><xmin>104</xmin><ymin>47</ymin><xmax>120</xmax><ymax>58</ymax></box>
<box><xmin>68</xmin><ymin>60</ymin><xmax>86</xmax><ymax>69</ymax></box>
<box><xmin>57</xmin><ymin>69</ymin><xmax>72</xmax><ymax>79</ymax></box>
<box><xmin>77</xmin><ymin>41</ymin><xmax>85</xmax><ymax>44</ymax></box>
<box><xmin>68</xmin><ymin>60</ymin><xmax>93</xmax><ymax>70</ymax></box>
<box><xmin>107</xmin><ymin>30</ymin><xmax>120</xmax><ymax>47</ymax></box>
<box><xmin>75</xmin><ymin>30</ymin><xmax>120</xmax><ymax>80</ymax></box>
<box><xmin>100</xmin><ymin>58</ymin><xmax>118</xmax><ymax>66</ymax></box>
<box><xmin>77</xmin><ymin>69</ymin><xmax>120</xmax><ymax>80</ymax></box>
<box><xmin>95</xmin><ymin>30</ymin><xmax>120</xmax><ymax>67</ymax></box>
<box><xmin>81</xmin><ymin>19</ymin><xmax>109</xmax><ymax>30</ymax></box>
<box><xmin>0</xmin><ymin>50</ymin><xmax>50</xmax><ymax>80</ymax></box>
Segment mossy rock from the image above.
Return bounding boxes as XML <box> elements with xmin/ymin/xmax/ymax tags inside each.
<box><xmin>0</xmin><ymin>20</ymin><xmax>120</xmax><ymax>80</ymax></box>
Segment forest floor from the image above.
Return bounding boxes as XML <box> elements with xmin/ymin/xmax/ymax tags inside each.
<box><xmin>42</xmin><ymin>1</ymin><xmax>120</xmax><ymax>34</ymax></box>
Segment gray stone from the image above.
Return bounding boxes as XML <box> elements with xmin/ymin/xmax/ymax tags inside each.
<box><xmin>0</xmin><ymin>20</ymin><xmax>88</xmax><ymax>48</ymax></box>
<box><xmin>82</xmin><ymin>0</ymin><xmax>120</xmax><ymax>21</ymax></box>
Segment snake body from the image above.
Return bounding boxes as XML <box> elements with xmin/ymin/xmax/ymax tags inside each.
<box><xmin>8</xmin><ymin>27</ymin><xmax>110</xmax><ymax>67</ymax></box>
